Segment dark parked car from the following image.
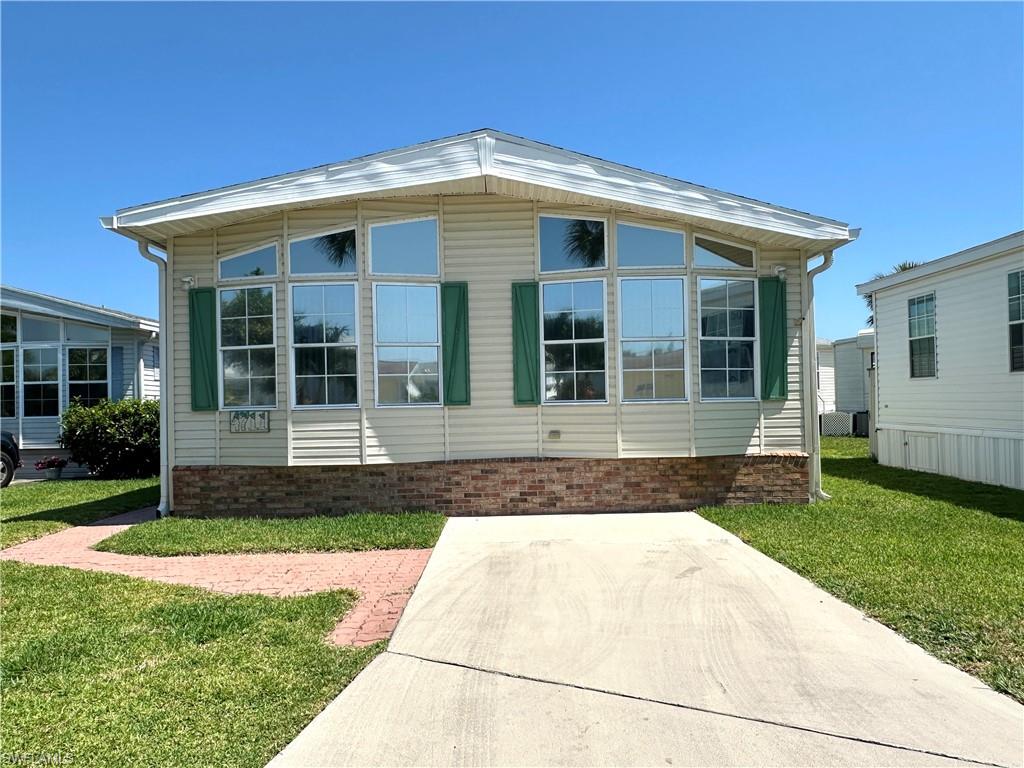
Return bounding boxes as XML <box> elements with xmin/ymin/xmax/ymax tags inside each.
<box><xmin>1</xmin><ymin>431</ymin><xmax>20</xmax><ymax>488</ymax></box>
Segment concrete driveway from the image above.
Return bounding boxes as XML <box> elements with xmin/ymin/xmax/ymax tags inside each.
<box><xmin>270</xmin><ymin>513</ymin><xmax>1023</xmax><ymax>767</ymax></box>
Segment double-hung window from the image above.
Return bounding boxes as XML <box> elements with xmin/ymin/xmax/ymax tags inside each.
<box><xmin>219</xmin><ymin>286</ymin><xmax>277</xmax><ymax>407</ymax></box>
<box><xmin>1</xmin><ymin>315</ymin><xmax>15</xmax><ymax>418</ymax></box>
<box><xmin>1009</xmin><ymin>270</ymin><xmax>1023</xmax><ymax>373</ymax></box>
<box><xmin>908</xmin><ymin>293</ymin><xmax>936</xmax><ymax>378</ymax></box>
<box><xmin>699</xmin><ymin>278</ymin><xmax>756</xmax><ymax>399</ymax></box>
<box><xmin>620</xmin><ymin>278</ymin><xmax>686</xmax><ymax>401</ymax></box>
<box><xmin>68</xmin><ymin>348</ymin><xmax>108</xmax><ymax>406</ymax></box>
<box><xmin>374</xmin><ymin>284</ymin><xmax>440</xmax><ymax>405</ymax></box>
<box><xmin>292</xmin><ymin>283</ymin><xmax>358</xmax><ymax>407</ymax></box>
<box><xmin>542</xmin><ymin>280</ymin><xmax>606</xmax><ymax>402</ymax></box>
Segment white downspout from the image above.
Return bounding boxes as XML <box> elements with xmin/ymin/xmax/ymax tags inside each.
<box><xmin>805</xmin><ymin>250</ymin><xmax>835</xmax><ymax>501</ymax></box>
<box><xmin>136</xmin><ymin>241</ymin><xmax>170</xmax><ymax>517</ymax></box>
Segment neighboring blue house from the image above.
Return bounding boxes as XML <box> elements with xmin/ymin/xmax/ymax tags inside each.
<box><xmin>0</xmin><ymin>285</ymin><xmax>159</xmax><ymax>477</ymax></box>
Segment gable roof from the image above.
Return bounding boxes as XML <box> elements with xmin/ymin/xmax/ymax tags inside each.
<box><xmin>103</xmin><ymin>129</ymin><xmax>857</xmax><ymax>253</ymax></box>
<box><xmin>1</xmin><ymin>285</ymin><xmax>158</xmax><ymax>333</ymax></box>
<box><xmin>856</xmin><ymin>231</ymin><xmax>1024</xmax><ymax>295</ymax></box>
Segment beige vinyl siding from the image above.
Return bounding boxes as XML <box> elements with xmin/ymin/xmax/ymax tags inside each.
<box><xmin>170</xmin><ymin>233</ymin><xmax>217</xmax><ymax>465</ymax></box>
<box><xmin>443</xmin><ymin>196</ymin><xmax>539</xmax><ymax>458</ymax></box>
<box><xmin>165</xmin><ymin>194</ymin><xmax>816</xmax><ymax>476</ymax></box>
<box><xmin>760</xmin><ymin>250</ymin><xmax>805</xmax><ymax>452</ymax></box>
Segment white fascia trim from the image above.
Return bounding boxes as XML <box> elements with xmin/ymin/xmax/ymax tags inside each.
<box><xmin>107</xmin><ymin>130</ymin><xmax>855</xmax><ymax>244</ymax></box>
<box><xmin>856</xmin><ymin>230</ymin><xmax>1024</xmax><ymax>296</ymax></box>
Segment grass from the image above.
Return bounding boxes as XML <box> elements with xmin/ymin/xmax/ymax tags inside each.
<box><xmin>95</xmin><ymin>511</ymin><xmax>447</xmax><ymax>556</ymax></box>
<box><xmin>0</xmin><ymin>562</ymin><xmax>379</xmax><ymax>768</ymax></box>
<box><xmin>701</xmin><ymin>436</ymin><xmax>1024</xmax><ymax>702</ymax></box>
<box><xmin>0</xmin><ymin>478</ymin><xmax>159</xmax><ymax>549</ymax></box>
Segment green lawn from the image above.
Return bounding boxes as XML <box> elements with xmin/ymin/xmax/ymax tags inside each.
<box><xmin>96</xmin><ymin>512</ymin><xmax>447</xmax><ymax>556</ymax></box>
<box><xmin>701</xmin><ymin>436</ymin><xmax>1024</xmax><ymax>703</ymax></box>
<box><xmin>0</xmin><ymin>562</ymin><xmax>378</xmax><ymax>768</ymax></box>
<box><xmin>0</xmin><ymin>478</ymin><xmax>159</xmax><ymax>549</ymax></box>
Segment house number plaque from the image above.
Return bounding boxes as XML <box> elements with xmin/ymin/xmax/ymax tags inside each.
<box><xmin>229</xmin><ymin>410</ymin><xmax>270</xmax><ymax>433</ymax></box>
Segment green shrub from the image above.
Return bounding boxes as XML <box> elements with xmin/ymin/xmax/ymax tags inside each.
<box><xmin>60</xmin><ymin>399</ymin><xmax>160</xmax><ymax>479</ymax></box>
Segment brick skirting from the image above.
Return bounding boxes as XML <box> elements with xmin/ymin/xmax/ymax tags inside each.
<box><xmin>172</xmin><ymin>454</ymin><xmax>809</xmax><ymax>517</ymax></box>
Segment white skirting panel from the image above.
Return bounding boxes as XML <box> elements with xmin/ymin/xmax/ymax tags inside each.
<box><xmin>876</xmin><ymin>427</ymin><xmax>1024</xmax><ymax>490</ymax></box>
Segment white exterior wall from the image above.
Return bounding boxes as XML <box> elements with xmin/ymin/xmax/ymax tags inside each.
<box><xmin>872</xmin><ymin>247</ymin><xmax>1024</xmax><ymax>489</ymax></box>
<box><xmin>816</xmin><ymin>346</ymin><xmax>836</xmax><ymax>414</ymax></box>
<box><xmin>167</xmin><ymin>194</ymin><xmax>813</xmax><ymax>494</ymax></box>
<box><xmin>834</xmin><ymin>339</ymin><xmax>870</xmax><ymax>412</ymax></box>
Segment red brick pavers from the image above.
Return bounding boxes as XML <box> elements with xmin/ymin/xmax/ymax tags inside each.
<box><xmin>0</xmin><ymin>508</ymin><xmax>433</xmax><ymax>646</ymax></box>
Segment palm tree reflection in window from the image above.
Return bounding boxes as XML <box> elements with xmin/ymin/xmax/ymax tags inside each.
<box><xmin>563</xmin><ymin>220</ymin><xmax>605</xmax><ymax>269</ymax></box>
<box><xmin>314</xmin><ymin>230</ymin><xmax>357</xmax><ymax>272</ymax></box>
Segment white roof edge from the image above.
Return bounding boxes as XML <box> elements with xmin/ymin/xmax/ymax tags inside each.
<box><xmin>106</xmin><ymin>129</ymin><xmax>853</xmax><ymax>244</ymax></box>
<box><xmin>1</xmin><ymin>284</ymin><xmax>159</xmax><ymax>332</ymax></box>
<box><xmin>856</xmin><ymin>230</ymin><xmax>1024</xmax><ymax>295</ymax></box>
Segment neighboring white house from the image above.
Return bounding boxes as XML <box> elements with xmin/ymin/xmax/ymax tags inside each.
<box><xmin>0</xmin><ymin>285</ymin><xmax>160</xmax><ymax>476</ymax></box>
<box><xmin>856</xmin><ymin>231</ymin><xmax>1024</xmax><ymax>490</ymax></box>
<box><xmin>815</xmin><ymin>338</ymin><xmax>836</xmax><ymax>414</ymax></box>
<box><xmin>101</xmin><ymin>129</ymin><xmax>859</xmax><ymax>515</ymax></box>
<box><xmin>833</xmin><ymin>329</ymin><xmax>874</xmax><ymax>413</ymax></box>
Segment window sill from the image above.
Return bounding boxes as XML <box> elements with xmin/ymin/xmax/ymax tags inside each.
<box><xmin>541</xmin><ymin>400</ymin><xmax>610</xmax><ymax>406</ymax></box>
<box><xmin>292</xmin><ymin>404</ymin><xmax>360</xmax><ymax>411</ymax></box>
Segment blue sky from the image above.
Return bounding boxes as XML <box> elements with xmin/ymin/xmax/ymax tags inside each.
<box><xmin>2</xmin><ymin>2</ymin><xmax>1021</xmax><ymax>339</ymax></box>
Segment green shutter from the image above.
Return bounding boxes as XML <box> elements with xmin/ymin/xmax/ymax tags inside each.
<box><xmin>189</xmin><ymin>287</ymin><xmax>218</xmax><ymax>410</ymax></box>
<box><xmin>441</xmin><ymin>282</ymin><xmax>470</xmax><ymax>406</ymax></box>
<box><xmin>512</xmin><ymin>282</ymin><xmax>541</xmax><ymax>405</ymax></box>
<box><xmin>758</xmin><ymin>277</ymin><xmax>788</xmax><ymax>400</ymax></box>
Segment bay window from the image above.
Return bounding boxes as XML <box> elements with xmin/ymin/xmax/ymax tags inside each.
<box><xmin>292</xmin><ymin>283</ymin><xmax>358</xmax><ymax>407</ymax></box>
<box><xmin>620</xmin><ymin>278</ymin><xmax>686</xmax><ymax>401</ymax></box>
<box><xmin>699</xmin><ymin>278</ymin><xmax>756</xmax><ymax>399</ymax></box>
<box><xmin>219</xmin><ymin>286</ymin><xmax>276</xmax><ymax>408</ymax></box>
<box><xmin>542</xmin><ymin>280</ymin><xmax>606</xmax><ymax>402</ymax></box>
<box><xmin>908</xmin><ymin>293</ymin><xmax>936</xmax><ymax>378</ymax></box>
<box><xmin>374</xmin><ymin>284</ymin><xmax>441</xmax><ymax>405</ymax></box>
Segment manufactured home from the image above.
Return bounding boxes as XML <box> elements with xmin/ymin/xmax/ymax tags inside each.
<box><xmin>833</xmin><ymin>329</ymin><xmax>874</xmax><ymax>414</ymax></box>
<box><xmin>857</xmin><ymin>231</ymin><xmax>1024</xmax><ymax>490</ymax></box>
<box><xmin>102</xmin><ymin>130</ymin><xmax>858</xmax><ymax>516</ymax></box>
<box><xmin>0</xmin><ymin>285</ymin><xmax>159</xmax><ymax>476</ymax></box>
<box><xmin>815</xmin><ymin>338</ymin><xmax>836</xmax><ymax>414</ymax></box>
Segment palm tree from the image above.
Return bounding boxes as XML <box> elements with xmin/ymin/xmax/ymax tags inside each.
<box><xmin>563</xmin><ymin>220</ymin><xmax>605</xmax><ymax>268</ymax></box>
<box><xmin>864</xmin><ymin>260</ymin><xmax>921</xmax><ymax>326</ymax></box>
<box><xmin>313</xmin><ymin>230</ymin><xmax>357</xmax><ymax>271</ymax></box>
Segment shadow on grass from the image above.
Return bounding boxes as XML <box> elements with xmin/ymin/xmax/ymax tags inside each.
<box><xmin>2</xmin><ymin>487</ymin><xmax>159</xmax><ymax>528</ymax></box>
<box><xmin>824</xmin><ymin>456</ymin><xmax>1024</xmax><ymax>524</ymax></box>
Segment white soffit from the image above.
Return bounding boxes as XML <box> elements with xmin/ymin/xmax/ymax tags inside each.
<box><xmin>107</xmin><ymin>130</ymin><xmax>855</xmax><ymax>249</ymax></box>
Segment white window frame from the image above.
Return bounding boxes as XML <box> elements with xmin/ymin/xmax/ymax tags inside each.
<box><xmin>372</xmin><ymin>282</ymin><xmax>443</xmax><ymax>408</ymax></box>
<box><xmin>697</xmin><ymin>276</ymin><xmax>759</xmax><ymax>402</ymax></box>
<box><xmin>21</xmin><ymin>343</ymin><xmax>61</xmax><ymax>418</ymax></box>
<box><xmin>540</xmin><ymin>277</ymin><xmax>609</xmax><ymax>405</ymax></box>
<box><xmin>367</xmin><ymin>216</ymin><xmax>440</xmax><ymax>278</ymax></box>
<box><xmin>1</xmin><ymin>313</ymin><xmax>17</xmax><ymax>345</ymax></box>
<box><xmin>216</xmin><ymin>283</ymin><xmax>278</xmax><ymax>410</ymax></box>
<box><xmin>1009</xmin><ymin>269</ymin><xmax>1023</xmax><ymax>374</ymax></box>
<box><xmin>217</xmin><ymin>241</ymin><xmax>280</xmax><ymax>283</ymax></box>
<box><xmin>692</xmin><ymin>232</ymin><xmax>757</xmax><ymax>272</ymax></box>
<box><xmin>537</xmin><ymin>213</ymin><xmax>609</xmax><ymax>275</ymax></box>
<box><xmin>66</xmin><ymin>345</ymin><xmax>111</xmax><ymax>407</ymax></box>
<box><xmin>287</xmin><ymin>225</ymin><xmax>359</xmax><ymax>279</ymax></box>
<box><xmin>615</xmin><ymin>220</ymin><xmax>687</xmax><ymax>271</ymax></box>
<box><xmin>907</xmin><ymin>292</ymin><xmax>937</xmax><ymax>380</ymax></box>
<box><xmin>618</xmin><ymin>276</ymin><xmax>688</xmax><ymax>404</ymax></box>
<box><xmin>0</xmin><ymin>346</ymin><xmax>17</xmax><ymax>420</ymax></box>
<box><xmin>288</xmin><ymin>281</ymin><xmax>360</xmax><ymax>410</ymax></box>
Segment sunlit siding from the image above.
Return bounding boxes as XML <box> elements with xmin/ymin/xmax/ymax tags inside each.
<box><xmin>141</xmin><ymin>341</ymin><xmax>160</xmax><ymax>400</ymax></box>
<box><xmin>443</xmin><ymin>196</ymin><xmax>539</xmax><ymax>458</ymax></box>
<box><xmin>872</xmin><ymin>245</ymin><xmax>1024</xmax><ymax>489</ymax></box>
<box><xmin>170</xmin><ymin>233</ymin><xmax>216</xmax><ymax>465</ymax></box>
<box><xmin>291</xmin><ymin>409</ymin><xmax>361</xmax><ymax>465</ymax></box>
<box><xmin>760</xmin><ymin>250</ymin><xmax>805</xmax><ymax>452</ymax></box>
<box><xmin>817</xmin><ymin>346</ymin><xmax>836</xmax><ymax>413</ymax></box>
<box><xmin>834</xmin><ymin>339</ymin><xmax>870</xmax><ymax>412</ymax></box>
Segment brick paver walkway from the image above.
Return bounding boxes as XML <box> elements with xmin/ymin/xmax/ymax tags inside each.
<box><xmin>0</xmin><ymin>508</ymin><xmax>433</xmax><ymax>646</ymax></box>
